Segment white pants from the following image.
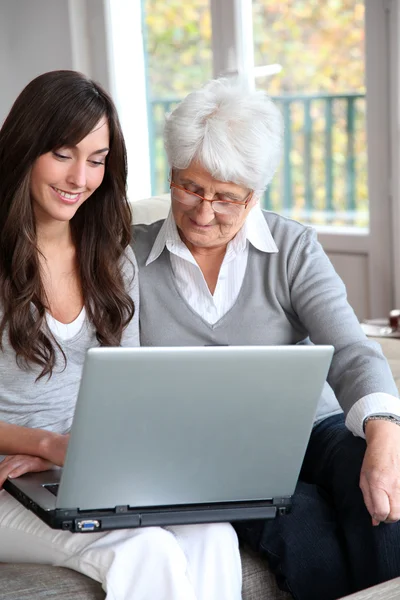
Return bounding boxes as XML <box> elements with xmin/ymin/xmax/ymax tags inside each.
<box><xmin>0</xmin><ymin>491</ymin><xmax>242</xmax><ymax>600</ymax></box>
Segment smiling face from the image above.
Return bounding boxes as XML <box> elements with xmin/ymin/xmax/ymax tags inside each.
<box><xmin>171</xmin><ymin>162</ymin><xmax>256</xmax><ymax>252</ymax></box>
<box><xmin>30</xmin><ymin>118</ymin><xmax>110</xmax><ymax>225</ymax></box>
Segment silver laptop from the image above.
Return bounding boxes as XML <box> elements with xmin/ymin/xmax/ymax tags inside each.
<box><xmin>4</xmin><ymin>345</ymin><xmax>334</xmax><ymax>532</ymax></box>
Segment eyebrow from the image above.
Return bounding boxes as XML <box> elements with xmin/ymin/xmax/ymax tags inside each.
<box><xmin>64</xmin><ymin>145</ymin><xmax>110</xmax><ymax>155</ymax></box>
<box><xmin>90</xmin><ymin>147</ymin><xmax>109</xmax><ymax>155</ymax></box>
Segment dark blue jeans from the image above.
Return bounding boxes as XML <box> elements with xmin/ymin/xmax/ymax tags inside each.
<box><xmin>234</xmin><ymin>414</ymin><xmax>400</xmax><ymax>600</ymax></box>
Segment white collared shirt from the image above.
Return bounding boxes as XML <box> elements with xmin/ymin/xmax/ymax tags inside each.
<box><xmin>146</xmin><ymin>203</ymin><xmax>278</xmax><ymax>325</ymax></box>
<box><xmin>145</xmin><ymin>203</ymin><xmax>400</xmax><ymax>437</ymax></box>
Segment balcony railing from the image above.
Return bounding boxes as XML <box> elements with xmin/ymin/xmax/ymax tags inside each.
<box><xmin>148</xmin><ymin>92</ymin><xmax>368</xmax><ymax>228</ymax></box>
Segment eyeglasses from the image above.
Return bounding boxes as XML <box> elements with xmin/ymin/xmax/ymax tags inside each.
<box><xmin>169</xmin><ymin>180</ymin><xmax>253</xmax><ymax>215</ymax></box>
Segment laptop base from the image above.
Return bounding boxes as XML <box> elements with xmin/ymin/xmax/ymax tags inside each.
<box><xmin>4</xmin><ymin>478</ymin><xmax>291</xmax><ymax>532</ymax></box>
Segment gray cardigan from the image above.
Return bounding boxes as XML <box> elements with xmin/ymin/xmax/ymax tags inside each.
<box><xmin>132</xmin><ymin>211</ymin><xmax>398</xmax><ymax>424</ymax></box>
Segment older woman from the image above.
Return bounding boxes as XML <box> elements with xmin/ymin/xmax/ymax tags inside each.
<box><xmin>132</xmin><ymin>79</ymin><xmax>400</xmax><ymax>600</ymax></box>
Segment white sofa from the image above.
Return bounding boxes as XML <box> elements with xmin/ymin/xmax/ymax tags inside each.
<box><xmin>131</xmin><ymin>193</ymin><xmax>172</xmax><ymax>225</ymax></box>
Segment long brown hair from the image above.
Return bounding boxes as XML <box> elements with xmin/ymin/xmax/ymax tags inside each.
<box><xmin>0</xmin><ymin>70</ymin><xmax>135</xmax><ymax>378</ymax></box>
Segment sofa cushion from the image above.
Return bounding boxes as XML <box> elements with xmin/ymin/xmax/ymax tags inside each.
<box><xmin>131</xmin><ymin>194</ymin><xmax>170</xmax><ymax>225</ymax></box>
<box><xmin>241</xmin><ymin>547</ymin><xmax>291</xmax><ymax>599</ymax></box>
<box><xmin>0</xmin><ymin>564</ymin><xmax>104</xmax><ymax>599</ymax></box>
<box><xmin>0</xmin><ymin>547</ymin><xmax>290</xmax><ymax>600</ymax></box>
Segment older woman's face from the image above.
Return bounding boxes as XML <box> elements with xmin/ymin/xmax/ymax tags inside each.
<box><xmin>171</xmin><ymin>162</ymin><xmax>256</xmax><ymax>251</ymax></box>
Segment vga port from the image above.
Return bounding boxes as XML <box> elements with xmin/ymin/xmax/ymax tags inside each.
<box><xmin>76</xmin><ymin>519</ymin><xmax>100</xmax><ymax>532</ymax></box>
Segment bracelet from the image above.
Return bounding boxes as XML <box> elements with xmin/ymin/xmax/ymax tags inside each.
<box><xmin>363</xmin><ymin>414</ymin><xmax>400</xmax><ymax>432</ymax></box>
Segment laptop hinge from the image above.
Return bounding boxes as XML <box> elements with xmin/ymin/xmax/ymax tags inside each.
<box><xmin>272</xmin><ymin>496</ymin><xmax>292</xmax><ymax>515</ymax></box>
<box><xmin>273</xmin><ymin>496</ymin><xmax>291</xmax><ymax>503</ymax></box>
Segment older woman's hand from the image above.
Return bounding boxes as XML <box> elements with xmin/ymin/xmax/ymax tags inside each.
<box><xmin>360</xmin><ymin>419</ymin><xmax>400</xmax><ymax>525</ymax></box>
<box><xmin>0</xmin><ymin>454</ymin><xmax>53</xmax><ymax>489</ymax></box>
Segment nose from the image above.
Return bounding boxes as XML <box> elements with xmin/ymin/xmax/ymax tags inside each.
<box><xmin>193</xmin><ymin>199</ymin><xmax>215</xmax><ymax>225</ymax></box>
<box><xmin>66</xmin><ymin>160</ymin><xmax>87</xmax><ymax>189</ymax></box>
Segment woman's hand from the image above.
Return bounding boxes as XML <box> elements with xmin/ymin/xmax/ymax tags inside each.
<box><xmin>0</xmin><ymin>431</ymin><xmax>69</xmax><ymax>489</ymax></box>
<box><xmin>360</xmin><ymin>419</ymin><xmax>400</xmax><ymax>525</ymax></box>
<box><xmin>0</xmin><ymin>454</ymin><xmax>53</xmax><ymax>489</ymax></box>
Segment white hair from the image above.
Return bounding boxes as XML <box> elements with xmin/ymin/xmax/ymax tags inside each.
<box><xmin>164</xmin><ymin>78</ymin><xmax>283</xmax><ymax>194</ymax></box>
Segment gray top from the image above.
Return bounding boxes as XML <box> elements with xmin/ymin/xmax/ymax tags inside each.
<box><xmin>0</xmin><ymin>247</ymin><xmax>139</xmax><ymax>435</ymax></box>
<box><xmin>132</xmin><ymin>211</ymin><xmax>399</xmax><ymax>423</ymax></box>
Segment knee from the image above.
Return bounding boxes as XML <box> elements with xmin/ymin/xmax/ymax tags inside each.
<box><xmin>175</xmin><ymin>522</ymin><xmax>239</xmax><ymax>553</ymax></box>
<box><xmin>201</xmin><ymin>522</ymin><xmax>239</xmax><ymax>548</ymax></box>
<box><xmin>325</xmin><ymin>432</ymin><xmax>367</xmax><ymax>493</ymax></box>
<box><xmin>310</xmin><ymin>418</ymin><xmax>367</xmax><ymax>480</ymax></box>
<box><xmin>139</xmin><ymin>527</ymin><xmax>183</xmax><ymax>557</ymax></box>
<box><xmin>120</xmin><ymin>526</ymin><xmax>186</xmax><ymax>571</ymax></box>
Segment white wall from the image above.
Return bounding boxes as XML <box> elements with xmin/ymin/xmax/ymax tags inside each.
<box><xmin>389</xmin><ymin>0</ymin><xmax>400</xmax><ymax>309</ymax></box>
<box><xmin>0</xmin><ymin>0</ymin><xmax>74</xmax><ymax>124</ymax></box>
<box><xmin>0</xmin><ymin>0</ymin><xmax>151</xmax><ymax>198</ymax></box>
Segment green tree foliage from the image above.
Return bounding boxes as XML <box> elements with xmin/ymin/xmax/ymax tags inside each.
<box><xmin>145</xmin><ymin>0</ymin><xmax>212</xmax><ymax>98</ymax></box>
<box><xmin>253</xmin><ymin>0</ymin><xmax>365</xmax><ymax>95</ymax></box>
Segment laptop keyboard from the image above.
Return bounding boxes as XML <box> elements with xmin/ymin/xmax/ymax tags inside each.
<box><xmin>44</xmin><ymin>484</ymin><xmax>59</xmax><ymax>497</ymax></box>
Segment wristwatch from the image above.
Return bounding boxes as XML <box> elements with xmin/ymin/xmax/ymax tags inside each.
<box><xmin>363</xmin><ymin>414</ymin><xmax>400</xmax><ymax>432</ymax></box>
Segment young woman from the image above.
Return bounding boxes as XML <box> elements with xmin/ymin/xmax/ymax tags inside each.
<box><xmin>0</xmin><ymin>71</ymin><xmax>242</xmax><ymax>600</ymax></box>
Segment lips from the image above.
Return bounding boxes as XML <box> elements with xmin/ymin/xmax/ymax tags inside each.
<box><xmin>51</xmin><ymin>186</ymin><xmax>82</xmax><ymax>204</ymax></box>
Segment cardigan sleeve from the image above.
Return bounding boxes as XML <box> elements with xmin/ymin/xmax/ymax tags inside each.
<box><xmin>288</xmin><ymin>227</ymin><xmax>399</xmax><ymax>419</ymax></box>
